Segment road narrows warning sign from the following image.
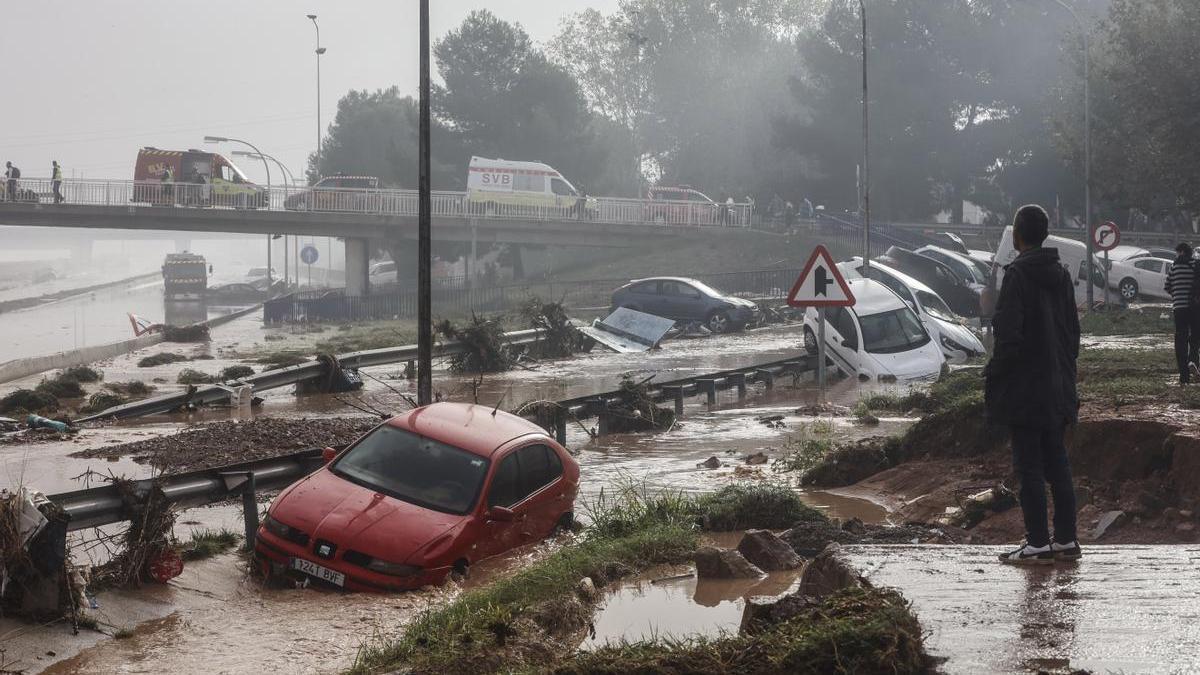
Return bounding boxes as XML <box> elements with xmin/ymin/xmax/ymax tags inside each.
<box><xmin>787</xmin><ymin>245</ymin><xmax>856</xmax><ymax>307</ymax></box>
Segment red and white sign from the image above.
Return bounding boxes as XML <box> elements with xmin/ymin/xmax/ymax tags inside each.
<box><xmin>1092</xmin><ymin>221</ymin><xmax>1121</xmax><ymax>252</ymax></box>
<box><xmin>787</xmin><ymin>245</ymin><xmax>856</xmax><ymax>308</ymax></box>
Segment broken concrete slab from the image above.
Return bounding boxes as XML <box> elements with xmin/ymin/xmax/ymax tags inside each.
<box><xmin>1091</xmin><ymin>510</ymin><xmax>1127</xmax><ymax>541</ymax></box>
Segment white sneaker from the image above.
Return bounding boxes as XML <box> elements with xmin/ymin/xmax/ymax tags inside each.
<box><xmin>998</xmin><ymin>543</ymin><xmax>1054</xmax><ymax>565</ymax></box>
<box><xmin>1051</xmin><ymin>540</ymin><xmax>1082</xmax><ymax>561</ymax></box>
<box><xmin>1190</xmin><ymin>362</ymin><xmax>1200</xmax><ymax>379</ymax></box>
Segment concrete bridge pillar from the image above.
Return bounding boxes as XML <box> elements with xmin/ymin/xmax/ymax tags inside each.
<box><xmin>174</xmin><ymin>237</ymin><xmax>191</xmax><ymax>253</ymax></box>
<box><xmin>345</xmin><ymin>237</ymin><xmax>370</xmax><ymax>297</ymax></box>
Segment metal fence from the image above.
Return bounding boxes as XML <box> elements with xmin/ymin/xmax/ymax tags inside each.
<box><xmin>1</xmin><ymin>176</ymin><xmax>752</xmax><ymax>229</ymax></box>
<box><xmin>264</xmin><ymin>267</ymin><xmax>808</xmax><ymax>323</ymax></box>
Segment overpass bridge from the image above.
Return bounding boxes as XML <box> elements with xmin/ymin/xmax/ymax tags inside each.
<box><xmin>0</xmin><ymin>177</ymin><xmax>754</xmax><ymax>295</ymax></box>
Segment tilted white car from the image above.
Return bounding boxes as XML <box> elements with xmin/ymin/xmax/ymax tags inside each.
<box><xmin>802</xmin><ymin>278</ymin><xmax>946</xmax><ymax>382</ymax></box>
<box><xmin>839</xmin><ymin>258</ymin><xmax>985</xmax><ymax>364</ymax></box>
<box><xmin>1108</xmin><ymin>257</ymin><xmax>1173</xmax><ymax>302</ymax></box>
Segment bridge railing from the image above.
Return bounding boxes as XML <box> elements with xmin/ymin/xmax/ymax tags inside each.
<box><xmin>3</xmin><ymin>176</ymin><xmax>753</xmax><ymax>229</ymax></box>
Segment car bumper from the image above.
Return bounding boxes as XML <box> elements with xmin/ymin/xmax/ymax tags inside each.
<box><xmin>729</xmin><ymin>307</ymin><xmax>758</xmax><ymax>324</ymax></box>
<box><xmin>254</xmin><ymin>529</ymin><xmax>450</xmax><ymax>593</ymax></box>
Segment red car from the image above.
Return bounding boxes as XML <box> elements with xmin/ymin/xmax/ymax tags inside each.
<box><xmin>254</xmin><ymin>403</ymin><xmax>580</xmax><ymax>592</ymax></box>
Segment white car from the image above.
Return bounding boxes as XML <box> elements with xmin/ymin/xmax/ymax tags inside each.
<box><xmin>839</xmin><ymin>258</ymin><xmax>985</xmax><ymax>363</ymax></box>
<box><xmin>915</xmin><ymin>245</ymin><xmax>988</xmax><ymax>291</ymax></box>
<box><xmin>1108</xmin><ymin>257</ymin><xmax>1173</xmax><ymax>302</ymax></box>
<box><xmin>369</xmin><ymin>260</ymin><xmax>399</xmax><ymax>285</ymax></box>
<box><xmin>802</xmin><ymin>278</ymin><xmax>946</xmax><ymax>382</ymax></box>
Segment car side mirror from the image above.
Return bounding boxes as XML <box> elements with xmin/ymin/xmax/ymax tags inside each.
<box><xmin>322</xmin><ymin>446</ymin><xmax>337</xmax><ymax>463</ymax></box>
<box><xmin>486</xmin><ymin>506</ymin><xmax>515</xmax><ymax>522</ymax></box>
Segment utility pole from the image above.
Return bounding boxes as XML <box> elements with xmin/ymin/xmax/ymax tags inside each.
<box><xmin>417</xmin><ymin>0</ymin><xmax>433</xmax><ymax>406</ymax></box>
<box><xmin>307</xmin><ymin>14</ymin><xmax>326</xmax><ymax>181</ymax></box>
<box><xmin>860</xmin><ymin>0</ymin><xmax>871</xmax><ymax>271</ymax></box>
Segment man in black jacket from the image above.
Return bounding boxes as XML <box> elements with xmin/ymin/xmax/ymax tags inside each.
<box><xmin>985</xmin><ymin>205</ymin><xmax>1081</xmax><ymax>564</ymax></box>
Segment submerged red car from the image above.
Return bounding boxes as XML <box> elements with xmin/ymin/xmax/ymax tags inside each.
<box><xmin>254</xmin><ymin>403</ymin><xmax>580</xmax><ymax>592</ymax></box>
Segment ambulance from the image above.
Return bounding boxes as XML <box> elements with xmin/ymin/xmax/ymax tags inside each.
<box><xmin>133</xmin><ymin>147</ymin><xmax>267</xmax><ymax>208</ymax></box>
<box><xmin>466</xmin><ymin>157</ymin><xmax>591</xmax><ymax>214</ymax></box>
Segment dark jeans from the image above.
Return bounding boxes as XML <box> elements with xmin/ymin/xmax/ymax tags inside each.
<box><xmin>1011</xmin><ymin>424</ymin><xmax>1077</xmax><ymax>548</ymax></box>
<box><xmin>53</xmin><ymin>180</ymin><xmax>63</xmax><ymax>203</ymax></box>
<box><xmin>1173</xmin><ymin>308</ymin><xmax>1200</xmax><ymax>382</ymax></box>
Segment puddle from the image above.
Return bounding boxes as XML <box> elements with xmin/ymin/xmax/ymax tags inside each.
<box><xmin>582</xmin><ymin>562</ymin><xmax>802</xmax><ymax>650</ymax></box>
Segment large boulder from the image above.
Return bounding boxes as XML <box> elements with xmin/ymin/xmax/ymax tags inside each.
<box><xmin>737</xmin><ymin>530</ymin><xmax>803</xmax><ymax>571</ymax></box>
<box><xmin>694</xmin><ymin>546</ymin><xmax>764</xmax><ymax>579</ymax></box>
<box><xmin>796</xmin><ymin>543</ymin><xmax>867</xmax><ymax>599</ymax></box>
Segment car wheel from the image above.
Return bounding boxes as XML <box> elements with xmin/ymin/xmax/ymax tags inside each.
<box><xmin>706</xmin><ymin>311</ymin><xmax>731</xmax><ymax>334</ymax></box>
<box><xmin>804</xmin><ymin>325</ymin><xmax>818</xmax><ymax>355</ymax></box>
<box><xmin>552</xmin><ymin>511</ymin><xmax>575</xmax><ymax>536</ymax></box>
<box><xmin>449</xmin><ymin>559</ymin><xmax>470</xmax><ymax>583</ymax></box>
<box><xmin>1119</xmin><ymin>278</ymin><xmax>1139</xmax><ymax>301</ymax></box>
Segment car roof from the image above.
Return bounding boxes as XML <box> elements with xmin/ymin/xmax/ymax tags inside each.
<box><xmin>917</xmin><ymin>245</ymin><xmax>975</xmax><ymax>265</ymax></box>
<box><xmin>849</xmin><ymin>257</ymin><xmax>939</xmax><ymax>296</ymax></box>
<box><xmin>628</xmin><ymin>276</ymin><xmax>705</xmax><ymax>286</ymax></box>
<box><xmin>847</xmin><ymin>278</ymin><xmax>908</xmax><ymax>316</ymax></box>
<box><xmin>387</xmin><ymin>402</ymin><xmax>547</xmax><ymax>458</ymax></box>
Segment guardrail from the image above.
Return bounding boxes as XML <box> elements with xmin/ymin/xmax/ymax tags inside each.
<box><xmin>1</xmin><ymin>176</ymin><xmax>752</xmax><ymax>229</ymax></box>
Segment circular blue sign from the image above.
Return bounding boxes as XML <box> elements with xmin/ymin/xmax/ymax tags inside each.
<box><xmin>300</xmin><ymin>245</ymin><xmax>319</xmax><ymax>265</ymax></box>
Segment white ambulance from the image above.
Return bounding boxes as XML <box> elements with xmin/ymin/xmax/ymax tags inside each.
<box><xmin>466</xmin><ymin>157</ymin><xmax>587</xmax><ymax>212</ymax></box>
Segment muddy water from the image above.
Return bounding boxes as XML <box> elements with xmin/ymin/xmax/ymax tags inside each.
<box><xmin>583</xmin><ymin>562</ymin><xmax>802</xmax><ymax>650</ymax></box>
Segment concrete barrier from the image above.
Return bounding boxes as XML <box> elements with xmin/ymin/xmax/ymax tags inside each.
<box><xmin>0</xmin><ymin>304</ymin><xmax>260</xmax><ymax>385</ymax></box>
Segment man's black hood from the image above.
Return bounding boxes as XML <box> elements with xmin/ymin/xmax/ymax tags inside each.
<box><xmin>1009</xmin><ymin>247</ymin><xmax>1066</xmax><ymax>290</ymax></box>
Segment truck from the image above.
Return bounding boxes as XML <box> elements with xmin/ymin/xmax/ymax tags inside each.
<box><xmin>162</xmin><ymin>252</ymin><xmax>208</xmax><ymax>300</ymax></box>
<box><xmin>134</xmin><ymin>147</ymin><xmax>267</xmax><ymax>209</ymax></box>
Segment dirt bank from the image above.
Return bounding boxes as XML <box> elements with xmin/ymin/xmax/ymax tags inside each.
<box><xmin>69</xmin><ymin>416</ymin><xmax>377</xmax><ymax>472</ymax></box>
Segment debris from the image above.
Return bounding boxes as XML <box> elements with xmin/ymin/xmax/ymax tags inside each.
<box><xmin>297</xmin><ymin>354</ymin><xmax>364</xmax><ymax>394</ymax></box>
<box><xmin>521</xmin><ymin>297</ymin><xmax>587</xmax><ymax>359</ymax></box>
<box><xmin>1091</xmin><ymin>510</ymin><xmax>1127</xmax><ymax>541</ymax></box>
<box><xmin>575</xmin><ymin>576</ymin><xmax>597</xmax><ymax>601</ymax></box>
<box><xmin>35</xmin><ymin>374</ymin><xmax>85</xmax><ymax>399</ymax></box>
<box><xmin>0</xmin><ymin>389</ymin><xmax>59</xmax><ymax>415</ymax></box>
<box><xmin>744</xmin><ymin>452</ymin><xmax>769</xmax><ymax>465</ymax></box>
<box><xmin>737</xmin><ymin>530</ymin><xmax>803</xmax><ymax>571</ymax></box>
<box><xmin>26</xmin><ymin>415</ymin><xmax>72</xmax><ymax>433</ymax></box>
<box><xmin>698</xmin><ymin>456</ymin><xmax>722</xmax><ymax>469</ymax></box>
<box><xmin>576</xmin><ymin>307</ymin><xmax>675</xmax><ymax>353</ymax></box>
<box><xmin>756</xmin><ymin>415</ymin><xmax>785</xmax><ymax>425</ymax></box>
<box><xmin>693</xmin><ymin>546</ymin><xmax>764</xmax><ymax>579</ymax></box>
<box><xmin>437</xmin><ymin>315</ymin><xmax>512</xmax><ymax>373</ymax></box>
<box><xmin>176</xmin><ymin>368</ymin><xmax>215</xmax><ymax>385</ymax></box>
<box><xmin>216</xmin><ymin>365</ymin><xmax>256</xmax><ymax>381</ymax></box>
<box><xmin>137</xmin><ymin>352</ymin><xmax>190</xmax><ymax>368</ymax></box>
<box><xmin>162</xmin><ymin>324</ymin><xmax>210</xmax><ymax>342</ymax></box>
<box><xmin>603</xmin><ymin>374</ymin><xmax>676</xmax><ymax>433</ymax></box>
<box><xmin>80</xmin><ymin>392</ymin><xmax>127</xmax><ymax>415</ymax></box>
<box><xmin>104</xmin><ymin>381</ymin><xmax>155</xmax><ymax>397</ymax></box>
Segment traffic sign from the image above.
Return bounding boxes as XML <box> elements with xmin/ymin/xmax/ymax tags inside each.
<box><xmin>300</xmin><ymin>244</ymin><xmax>320</xmax><ymax>265</ymax></box>
<box><xmin>787</xmin><ymin>245</ymin><xmax>856</xmax><ymax>307</ymax></box>
<box><xmin>1092</xmin><ymin>222</ymin><xmax>1120</xmax><ymax>252</ymax></box>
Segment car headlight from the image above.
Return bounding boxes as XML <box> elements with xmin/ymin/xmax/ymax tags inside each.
<box><xmin>940</xmin><ymin>334</ymin><xmax>970</xmax><ymax>354</ymax></box>
<box><xmin>365</xmin><ymin>559</ymin><xmax>423</xmax><ymax>577</ymax></box>
<box><xmin>262</xmin><ymin>513</ymin><xmax>290</xmax><ymax>538</ymax></box>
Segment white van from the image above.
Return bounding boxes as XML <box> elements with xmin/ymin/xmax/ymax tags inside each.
<box><xmin>994</xmin><ymin>226</ymin><xmax>1107</xmax><ymax>309</ymax></box>
<box><xmin>466</xmin><ymin>156</ymin><xmax>585</xmax><ymax>211</ymax></box>
<box><xmin>802</xmin><ymin>278</ymin><xmax>946</xmax><ymax>382</ymax></box>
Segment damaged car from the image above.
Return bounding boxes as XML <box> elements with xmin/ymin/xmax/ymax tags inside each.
<box><xmin>610</xmin><ymin>276</ymin><xmax>759</xmax><ymax>333</ymax></box>
<box><xmin>802</xmin><ymin>278</ymin><xmax>945</xmax><ymax>382</ymax></box>
<box><xmin>255</xmin><ymin>402</ymin><xmax>579</xmax><ymax>592</ymax></box>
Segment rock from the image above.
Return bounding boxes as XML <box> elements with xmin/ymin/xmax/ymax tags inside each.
<box><xmin>797</xmin><ymin>543</ymin><xmax>866</xmax><ymax>600</ymax></box>
<box><xmin>575</xmin><ymin>576</ymin><xmax>597</xmax><ymax>601</ymax></box>
<box><xmin>1091</xmin><ymin>510</ymin><xmax>1127</xmax><ymax>541</ymax></box>
<box><xmin>781</xmin><ymin>517</ymin><xmax>858</xmax><ymax>557</ymax></box>
<box><xmin>1180</xmin><ymin>509</ymin><xmax>1195</xmax><ymax>520</ymax></box>
<box><xmin>694</xmin><ymin>546</ymin><xmax>764</xmax><ymax>579</ymax></box>
<box><xmin>698</xmin><ymin>456</ymin><xmax>721</xmax><ymax>469</ymax></box>
<box><xmin>739</xmin><ymin>593</ymin><xmax>815</xmax><ymax>635</ymax></box>
<box><xmin>745</xmin><ymin>452</ymin><xmax>768</xmax><ymax>466</ymax></box>
<box><xmin>856</xmin><ymin>414</ymin><xmax>880</xmax><ymax>426</ymax></box>
<box><xmin>737</xmin><ymin>530</ymin><xmax>803</xmax><ymax>571</ymax></box>
<box><xmin>1177</xmin><ymin>522</ymin><xmax>1196</xmax><ymax>534</ymax></box>
<box><xmin>841</xmin><ymin>517</ymin><xmax>867</xmax><ymax>535</ymax></box>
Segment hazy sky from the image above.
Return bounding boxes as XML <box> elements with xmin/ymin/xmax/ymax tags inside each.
<box><xmin>2</xmin><ymin>1</ymin><xmax>619</xmax><ymax>185</ymax></box>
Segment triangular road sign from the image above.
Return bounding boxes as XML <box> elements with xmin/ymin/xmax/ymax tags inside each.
<box><xmin>787</xmin><ymin>245</ymin><xmax>855</xmax><ymax>307</ymax></box>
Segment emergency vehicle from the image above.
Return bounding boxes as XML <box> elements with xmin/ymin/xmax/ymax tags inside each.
<box><xmin>133</xmin><ymin>147</ymin><xmax>267</xmax><ymax>208</ymax></box>
<box><xmin>162</xmin><ymin>252</ymin><xmax>208</xmax><ymax>300</ymax></box>
<box><xmin>466</xmin><ymin>157</ymin><xmax>591</xmax><ymax>214</ymax></box>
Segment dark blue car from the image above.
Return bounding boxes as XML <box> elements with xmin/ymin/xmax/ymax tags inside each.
<box><xmin>610</xmin><ymin>277</ymin><xmax>758</xmax><ymax>333</ymax></box>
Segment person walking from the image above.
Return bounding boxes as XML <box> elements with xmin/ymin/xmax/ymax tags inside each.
<box><xmin>985</xmin><ymin>205</ymin><xmax>1081</xmax><ymax>564</ymax></box>
<box><xmin>51</xmin><ymin>160</ymin><xmax>64</xmax><ymax>204</ymax></box>
<box><xmin>1164</xmin><ymin>242</ymin><xmax>1199</xmax><ymax>384</ymax></box>
<box><xmin>5</xmin><ymin>161</ymin><xmax>19</xmax><ymax>202</ymax></box>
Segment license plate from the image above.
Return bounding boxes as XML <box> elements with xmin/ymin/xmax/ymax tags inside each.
<box><xmin>290</xmin><ymin>557</ymin><xmax>345</xmax><ymax>587</ymax></box>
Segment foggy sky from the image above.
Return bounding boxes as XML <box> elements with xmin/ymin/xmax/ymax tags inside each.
<box><xmin>2</xmin><ymin>1</ymin><xmax>619</xmax><ymax>186</ymax></box>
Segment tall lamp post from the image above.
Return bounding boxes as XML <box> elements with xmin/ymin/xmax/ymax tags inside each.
<box><xmin>1052</xmin><ymin>0</ymin><xmax>1092</xmax><ymax>309</ymax></box>
<box><xmin>307</xmin><ymin>14</ymin><xmax>326</xmax><ymax>180</ymax></box>
<box><xmin>860</xmin><ymin>0</ymin><xmax>871</xmax><ymax>271</ymax></box>
<box><xmin>417</xmin><ymin>0</ymin><xmax>432</xmax><ymax>406</ymax></box>
<box><xmin>205</xmin><ymin>135</ymin><xmax>274</xmax><ymax>285</ymax></box>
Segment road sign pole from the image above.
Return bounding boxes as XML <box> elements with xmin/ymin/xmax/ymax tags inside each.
<box><xmin>817</xmin><ymin>307</ymin><xmax>827</xmax><ymax>404</ymax></box>
<box><xmin>1103</xmin><ymin>250</ymin><xmax>1109</xmax><ymax>307</ymax></box>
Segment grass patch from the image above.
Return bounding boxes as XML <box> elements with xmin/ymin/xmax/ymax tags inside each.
<box><xmin>217</xmin><ymin>365</ymin><xmax>255</xmax><ymax>381</ymax></box>
<box><xmin>313</xmin><ymin>323</ymin><xmax>415</xmax><ymax>354</ymax></box>
<box><xmin>773</xmin><ymin>437</ymin><xmax>833</xmax><ymax>475</ymax></box>
<box><xmin>176</xmin><ymin>368</ymin><xmax>215</xmax><ymax>385</ymax></box>
<box><xmin>1080</xmin><ymin>307</ymin><xmax>1173</xmax><ymax>336</ymax></box>
<box><xmin>692</xmin><ymin>483</ymin><xmax>819</xmax><ymax>531</ymax></box>
<box><xmin>137</xmin><ymin>352</ymin><xmax>189</xmax><ymax>368</ymax></box>
<box><xmin>557</xmin><ymin>586</ymin><xmax>929</xmax><ymax>674</ymax></box>
<box><xmin>180</xmin><ymin>528</ymin><xmax>240</xmax><ymax>561</ymax></box>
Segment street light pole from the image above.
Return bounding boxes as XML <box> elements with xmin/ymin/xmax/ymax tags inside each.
<box><xmin>417</xmin><ymin>0</ymin><xmax>433</xmax><ymax>406</ymax></box>
<box><xmin>860</xmin><ymin>0</ymin><xmax>871</xmax><ymax>271</ymax></box>
<box><xmin>307</xmin><ymin>14</ymin><xmax>326</xmax><ymax>181</ymax></box>
<box><xmin>1053</xmin><ymin>0</ymin><xmax>1092</xmax><ymax>308</ymax></box>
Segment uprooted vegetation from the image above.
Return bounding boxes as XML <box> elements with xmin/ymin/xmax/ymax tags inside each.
<box><xmin>217</xmin><ymin>365</ymin><xmax>256</xmax><ymax>381</ymax></box>
<box><xmin>522</xmin><ymin>296</ymin><xmax>588</xmax><ymax>359</ymax></box>
<box><xmin>602</xmin><ymin>374</ymin><xmax>676</xmax><ymax>433</ymax></box>
<box><xmin>0</xmin><ymin>388</ymin><xmax>59</xmax><ymax>415</ymax></box>
<box><xmin>137</xmin><ymin>352</ymin><xmax>190</xmax><ymax>368</ymax></box>
<box><xmin>180</xmin><ymin>528</ymin><xmax>241</xmax><ymax>560</ymax></box>
<box><xmin>437</xmin><ymin>314</ymin><xmax>512</xmax><ymax>373</ymax></box>
<box><xmin>349</xmin><ymin>483</ymin><xmax>931</xmax><ymax>674</ymax></box>
<box><xmin>104</xmin><ymin>380</ymin><xmax>155</xmax><ymax>397</ymax></box>
<box><xmin>176</xmin><ymin>368</ymin><xmax>216</xmax><ymax>385</ymax></box>
<box><xmin>79</xmin><ymin>392</ymin><xmax>128</xmax><ymax>415</ymax></box>
<box><xmin>34</xmin><ymin>372</ymin><xmax>87</xmax><ymax>399</ymax></box>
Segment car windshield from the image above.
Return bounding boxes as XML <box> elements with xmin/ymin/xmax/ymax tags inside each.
<box><xmin>916</xmin><ymin>290</ymin><xmax>958</xmax><ymax>323</ymax></box>
<box><xmin>859</xmin><ymin>307</ymin><xmax>931</xmax><ymax>354</ymax></box>
<box><xmin>331</xmin><ymin>425</ymin><xmax>490</xmax><ymax>515</ymax></box>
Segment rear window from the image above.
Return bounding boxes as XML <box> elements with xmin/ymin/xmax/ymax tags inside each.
<box><xmin>859</xmin><ymin>308</ymin><xmax>931</xmax><ymax>355</ymax></box>
<box><xmin>916</xmin><ymin>291</ymin><xmax>958</xmax><ymax>323</ymax></box>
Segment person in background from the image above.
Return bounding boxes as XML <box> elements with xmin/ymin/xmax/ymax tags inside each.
<box><xmin>1164</xmin><ymin>242</ymin><xmax>1200</xmax><ymax>384</ymax></box>
<box><xmin>51</xmin><ymin>160</ymin><xmax>64</xmax><ymax>204</ymax></box>
<box><xmin>985</xmin><ymin>204</ymin><xmax>1081</xmax><ymax>564</ymax></box>
<box><xmin>5</xmin><ymin>161</ymin><xmax>20</xmax><ymax>201</ymax></box>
